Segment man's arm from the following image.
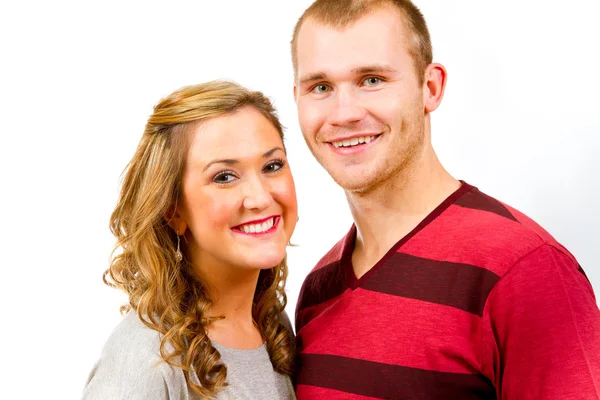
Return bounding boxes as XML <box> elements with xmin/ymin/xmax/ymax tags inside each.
<box><xmin>481</xmin><ymin>244</ymin><xmax>600</xmax><ymax>399</ymax></box>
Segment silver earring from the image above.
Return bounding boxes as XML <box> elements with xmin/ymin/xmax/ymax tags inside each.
<box><xmin>175</xmin><ymin>235</ymin><xmax>183</xmax><ymax>262</ymax></box>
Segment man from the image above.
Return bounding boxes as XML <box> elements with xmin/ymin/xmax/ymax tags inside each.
<box><xmin>291</xmin><ymin>0</ymin><xmax>600</xmax><ymax>399</ymax></box>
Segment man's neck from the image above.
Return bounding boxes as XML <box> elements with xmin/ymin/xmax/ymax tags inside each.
<box><xmin>346</xmin><ymin>148</ymin><xmax>460</xmax><ymax>278</ymax></box>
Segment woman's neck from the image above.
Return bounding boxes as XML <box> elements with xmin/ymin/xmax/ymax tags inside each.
<box><xmin>191</xmin><ymin>260</ymin><xmax>264</xmax><ymax>349</ymax></box>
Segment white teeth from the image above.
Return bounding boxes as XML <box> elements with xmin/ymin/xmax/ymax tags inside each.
<box><xmin>332</xmin><ymin>135</ymin><xmax>376</xmax><ymax>148</ymax></box>
<box><xmin>239</xmin><ymin>217</ymin><xmax>275</xmax><ymax>234</ymax></box>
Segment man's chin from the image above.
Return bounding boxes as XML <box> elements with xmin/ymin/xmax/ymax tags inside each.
<box><xmin>332</xmin><ymin>173</ymin><xmax>377</xmax><ymax>194</ymax></box>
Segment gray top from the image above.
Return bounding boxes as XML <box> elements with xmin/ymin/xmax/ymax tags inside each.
<box><xmin>82</xmin><ymin>311</ymin><xmax>295</xmax><ymax>400</ymax></box>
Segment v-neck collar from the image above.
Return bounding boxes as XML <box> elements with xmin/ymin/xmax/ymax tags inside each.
<box><xmin>341</xmin><ymin>181</ymin><xmax>475</xmax><ymax>290</ymax></box>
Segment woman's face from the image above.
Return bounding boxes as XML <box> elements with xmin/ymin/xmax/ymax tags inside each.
<box><xmin>174</xmin><ymin>106</ymin><xmax>297</xmax><ymax>276</ymax></box>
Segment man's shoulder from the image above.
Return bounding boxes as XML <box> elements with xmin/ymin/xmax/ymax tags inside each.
<box><xmin>311</xmin><ymin>232</ymin><xmax>349</xmax><ymax>273</ymax></box>
<box><xmin>295</xmin><ymin>230</ymin><xmax>351</xmax><ymax>321</ymax></box>
<box><xmin>442</xmin><ymin>185</ymin><xmax>577</xmax><ymax>273</ymax></box>
<box><xmin>300</xmin><ymin>229</ymin><xmax>351</xmax><ymax>292</ymax></box>
<box><xmin>464</xmin><ymin>187</ymin><xmax>559</xmax><ymax>241</ymax></box>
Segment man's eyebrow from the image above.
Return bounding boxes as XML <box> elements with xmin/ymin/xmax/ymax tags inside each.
<box><xmin>351</xmin><ymin>64</ymin><xmax>397</xmax><ymax>74</ymax></box>
<box><xmin>202</xmin><ymin>147</ymin><xmax>285</xmax><ymax>172</ymax></box>
<box><xmin>298</xmin><ymin>65</ymin><xmax>397</xmax><ymax>85</ymax></box>
<box><xmin>298</xmin><ymin>72</ymin><xmax>326</xmax><ymax>86</ymax></box>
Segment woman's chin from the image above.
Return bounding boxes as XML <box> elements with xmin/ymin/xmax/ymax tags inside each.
<box><xmin>244</xmin><ymin>251</ymin><xmax>287</xmax><ymax>271</ymax></box>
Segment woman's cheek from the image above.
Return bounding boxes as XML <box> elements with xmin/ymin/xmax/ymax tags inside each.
<box><xmin>274</xmin><ymin>175</ymin><xmax>298</xmax><ymax>237</ymax></box>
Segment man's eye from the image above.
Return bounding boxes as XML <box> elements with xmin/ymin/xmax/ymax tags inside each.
<box><xmin>312</xmin><ymin>84</ymin><xmax>330</xmax><ymax>93</ymax></box>
<box><xmin>364</xmin><ymin>77</ymin><xmax>382</xmax><ymax>86</ymax></box>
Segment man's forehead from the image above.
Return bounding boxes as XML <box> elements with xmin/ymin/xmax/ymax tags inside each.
<box><xmin>296</xmin><ymin>12</ymin><xmax>411</xmax><ymax>78</ymax></box>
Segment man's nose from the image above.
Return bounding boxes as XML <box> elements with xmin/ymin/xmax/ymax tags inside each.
<box><xmin>326</xmin><ymin>86</ymin><xmax>368</xmax><ymax>127</ymax></box>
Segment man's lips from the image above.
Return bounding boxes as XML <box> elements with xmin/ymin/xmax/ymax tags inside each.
<box><xmin>324</xmin><ymin>133</ymin><xmax>382</xmax><ymax>153</ymax></box>
<box><xmin>325</xmin><ymin>133</ymin><xmax>381</xmax><ymax>148</ymax></box>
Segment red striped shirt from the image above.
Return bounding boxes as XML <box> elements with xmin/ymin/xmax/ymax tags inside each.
<box><xmin>295</xmin><ymin>182</ymin><xmax>600</xmax><ymax>399</ymax></box>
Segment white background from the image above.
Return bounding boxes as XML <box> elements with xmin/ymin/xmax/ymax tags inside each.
<box><xmin>1</xmin><ymin>1</ymin><xmax>598</xmax><ymax>398</ymax></box>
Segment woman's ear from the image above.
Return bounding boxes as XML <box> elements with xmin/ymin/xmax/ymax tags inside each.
<box><xmin>165</xmin><ymin>206</ymin><xmax>187</xmax><ymax>236</ymax></box>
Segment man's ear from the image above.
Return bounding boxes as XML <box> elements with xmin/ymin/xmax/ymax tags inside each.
<box><xmin>293</xmin><ymin>85</ymin><xmax>298</xmax><ymax>104</ymax></box>
<box><xmin>423</xmin><ymin>63</ymin><xmax>447</xmax><ymax>113</ymax></box>
<box><xmin>165</xmin><ymin>206</ymin><xmax>187</xmax><ymax>236</ymax></box>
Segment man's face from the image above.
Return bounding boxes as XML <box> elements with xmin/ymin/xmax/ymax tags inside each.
<box><xmin>295</xmin><ymin>6</ymin><xmax>427</xmax><ymax>193</ymax></box>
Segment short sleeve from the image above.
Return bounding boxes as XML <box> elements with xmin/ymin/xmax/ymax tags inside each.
<box><xmin>481</xmin><ymin>244</ymin><xmax>600</xmax><ymax>399</ymax></box>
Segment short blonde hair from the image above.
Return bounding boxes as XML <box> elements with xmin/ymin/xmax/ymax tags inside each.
<box><xmin>291</xmin><ymin>0</ymin><xmax>433</xmax><ymax>84</ymax></box>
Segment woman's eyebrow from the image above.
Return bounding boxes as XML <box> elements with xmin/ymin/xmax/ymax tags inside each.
<box><xmin>202</xmin><ymin>147</ymin><xmax>286</xmax><ymax>172</ymax></box>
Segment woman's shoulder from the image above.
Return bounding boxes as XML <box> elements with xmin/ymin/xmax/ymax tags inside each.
<box><xmin>82</xmin><ymin>311</ymin><xmax>188</xmax><ymax>400</ymax></box>
<box><xmin>105</xmin><ymin>311</ymin><xmax>163</xmax><ymax>357</ymax></box>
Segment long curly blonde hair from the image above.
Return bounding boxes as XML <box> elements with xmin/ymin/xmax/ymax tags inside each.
<box><xmin>104</xmin><ymin>80</ymin><xmax>294</xmax><ymax>398</ymax></box>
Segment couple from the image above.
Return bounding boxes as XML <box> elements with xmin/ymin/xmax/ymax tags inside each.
<box><xmin>83</xmin><ymin>1</ymin><xmax>600</xmax><ymax>399</ymax></box>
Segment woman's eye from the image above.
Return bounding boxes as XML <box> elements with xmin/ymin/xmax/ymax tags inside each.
<box><xmin>364</xmin><ymin>77</ymin><xmax>382</xmax><ymax>86</ymax></box>
<box><xmin>264</xmin><ymin>160</ymin><xmax>284</xmax><ymax>173</ymax></box>
<box><xmin>213</xmin><ymin>172</ymin><xmax>236</xmax><ymax>184</ymax></box>
<box><xmin>312</xmin><ymin>84</ymin><xmax>330</xmax><ymax>94</ymax></box>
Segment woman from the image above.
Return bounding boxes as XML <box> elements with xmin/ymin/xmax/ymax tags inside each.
<box><xmin>82</xmin><ymin>81</ymin><xmax>298</xmax><ymax>399</ymax></box>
